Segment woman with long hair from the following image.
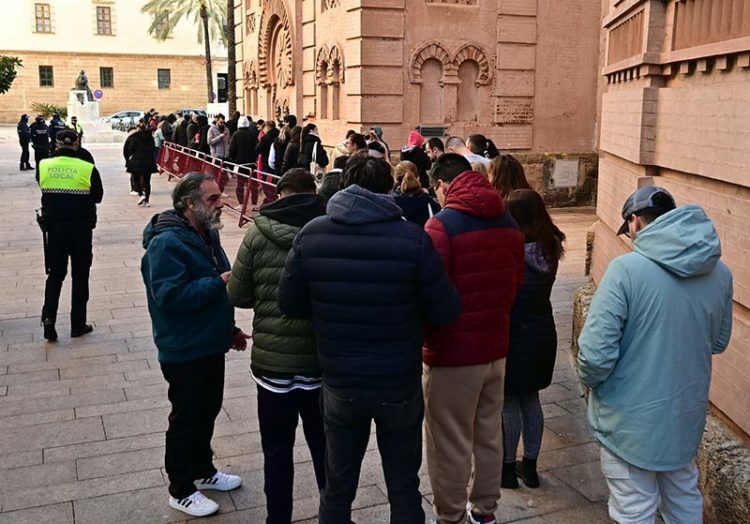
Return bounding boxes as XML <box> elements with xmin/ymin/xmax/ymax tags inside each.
<box><xmin>297</xmin><ymin>123</ymin><xmax>329</xmax><ymax>173</ymax></box>
<box><xmin>280</xmin><ymin>126</ymin><xmax>302</xmax><ymax>176</ymax></box>
<box><xmin>489</xmin><ymin>154</ymin><xmax>531</xmax><ymax>198</ymax></box>
<box><xmin>391</xmin><ymin>160</ymin><xmax>440</xmax><ymax>226</ymax></box>
<box><xmin>501</xmin><ymin>189</ymin><xmax>565</xmax><ymax>489</ymax></box>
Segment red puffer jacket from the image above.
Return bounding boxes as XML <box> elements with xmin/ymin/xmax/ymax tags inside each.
<box><xmin>423</xmin><ymin>171</ymin><xmax>524</xmax><ymax>367</ymax></box>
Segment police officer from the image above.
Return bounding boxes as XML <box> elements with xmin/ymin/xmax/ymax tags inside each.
<box><xmin>30</xmin><ymin>116</ymin><xmax>50</xmax><ymax>180</ymax></box>
<box><xmin>17</xmin><ymin>114</ymin><xmax>32</xmax><ymax>171</ymax></box>
<box><xmin>69</xmin><ymin>116</ymin><xmax>84</xmax><ymax>142</ymax></box>
<box><xmin>38</xmin><ymin>130</ymin><xmax>104</xmax><ymax>341</ymax></box>
<box><xmin>48</xmin><ymin>113</ymin><xmax>67</xmax><ymax>148</ymax></box>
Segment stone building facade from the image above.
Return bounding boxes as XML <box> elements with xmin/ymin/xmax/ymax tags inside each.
<box><xmin>593</xmin><ymin>0</ymin><xmax>750</xmax><ymax>437</ymax></box>
<box><xmin>0</xmin><ymin>0</ymin><xmax>227</xmax><ymax>123</ymax></box>
<box><xmin>235</xmin><ymin>0</ymin><xmax>601</xmax><ymax>198</ymax></box>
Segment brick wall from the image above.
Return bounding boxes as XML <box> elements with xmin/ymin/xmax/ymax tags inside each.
<box><xmin>0</xmin><ymin>51</ymin><xmax>224</xmax><ymax>123</ymax></box>
<box><xmin>595</xmin><ymin>0</ymin><xmax>750</xmax><ymax>435</ymax></box>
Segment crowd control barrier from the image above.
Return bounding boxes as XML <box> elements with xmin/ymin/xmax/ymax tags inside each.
<box><xmin>156</xmin><ymin>142</ymin><xmax>280</xmax><ymax>227</ymax></box>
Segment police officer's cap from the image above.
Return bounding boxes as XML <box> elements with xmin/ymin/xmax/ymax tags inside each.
<box><xmin>56</xmin><ymin>129</ymin><xmax>79</xmax><ymax>147</ymax></box>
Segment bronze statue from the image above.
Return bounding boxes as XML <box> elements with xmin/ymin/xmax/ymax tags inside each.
<box><xmin>74</xmin><ymin>70</ymin><xmax>94</xmax><ymax>101</ymax></box>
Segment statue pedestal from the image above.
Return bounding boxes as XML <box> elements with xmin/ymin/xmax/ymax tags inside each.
<box><xmin>67</xmin><ymin>90</ymin><xmax>124</xmax><ymax>143</ymax></box>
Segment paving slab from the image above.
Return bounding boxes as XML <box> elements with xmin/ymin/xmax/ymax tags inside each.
<box><xmin>1</xmin><ymin>469</ymin><xmax>165</xmax><ymax>512</ymax></box>
<box><xmin>0</xmin><ymin>502</ymin><xmax>74</xmax><ymax>524</ymax></box>
<box><xmin>0</xmin><ymin>417</ymin><xmax>105</xmax><ymax>454</ymax></box>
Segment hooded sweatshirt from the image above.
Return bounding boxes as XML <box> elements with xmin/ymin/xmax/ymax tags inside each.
<box><xmin>578</xmin><ymin>205</ymin><xmax>733</xmax><ymax>471</ymax></box>
<box><xmin>228</xmin><ymin>193</ymin><xmax>326</xmax><ymax>380</ymax></box>
<box><xmin>278</xmin><ymin>185</ymin><xmax>460</xmax><ymax>388</ymax></box>
<box><xmin>423</xmin><ymin>171</ymin><xmax>525</xmax><ymax>367</ymax></box>
<box><xmin>141</xmin><ymin>210</ymin><xmax>235</xmax><ymax>363</ymax></box>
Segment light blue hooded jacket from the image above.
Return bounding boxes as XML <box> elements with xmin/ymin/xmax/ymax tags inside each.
<box><xmin>578</xmin><ymin>205</ymin><xmax>733</xmax><ymax>471</ymax></box>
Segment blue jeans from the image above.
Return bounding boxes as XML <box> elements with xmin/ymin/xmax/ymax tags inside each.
<box><xmin>318</xmin><ymin>383</ymin><xmax>425</xmax><ymax>524</ymax></box>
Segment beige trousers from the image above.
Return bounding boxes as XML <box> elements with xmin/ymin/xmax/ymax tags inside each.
<box><xmin>423</xmin><ymin>359</ymin><xmax>505</xmax><ymax>524</ymax></box>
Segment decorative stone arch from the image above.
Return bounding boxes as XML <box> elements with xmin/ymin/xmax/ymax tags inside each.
<box><xmin>409</xmin><ymin>41</ymin><xmax>452</xmax><ymax>83</ymax></box>
<box><xmin>451</xmin><ymin>43</ymin><xmax>492</xmax><ymax>85</ymax></box>
<box><xmin>328</xmin><ymin>44</ymin><xmax>344</xmax><ymax>83</ymax></box>
<box><xmin>258</xmin><ymin>0</ymin><xmax>294</xmax><ymax>88</ymax></box>
<box><xmin>315</xmin><ymin>45</ymin><xmax>330</xmax><ymax>86</ymax></box>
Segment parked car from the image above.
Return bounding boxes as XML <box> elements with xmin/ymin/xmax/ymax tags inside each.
<box><xmin>175</xmin><ymin>108</ymin><xmax>207</xmax><ymax>118</ymax></box>
<box><xmin>100</xmin><ymin>110</ymin><xmax>145</xmax><ymax>130</ymax></box>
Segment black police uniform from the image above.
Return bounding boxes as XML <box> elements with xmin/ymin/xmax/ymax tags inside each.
<box><xmin>17</xmin><ymin>118</ymin><xmax>32</xmax><ymax>170</ymax></box>
<box><xmin>38</xmin><ymin>147</ymin><xmax>104</xmax><ymax>339</ymax></box>
<box><xmin>48</xmin><ymin>117</ymin><xmax>67</xmax><ymax>147</ymax></box>
<box><xmin>30</xmin><ymin>119</ymin><xmax>50</xmax><ymax>179</ymax></box>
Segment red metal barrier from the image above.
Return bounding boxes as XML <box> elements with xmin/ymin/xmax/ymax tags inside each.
<box><xmin>157</xmin><ymin>142</ymin><xmax>280</xmax><ymax>227</ymax></box>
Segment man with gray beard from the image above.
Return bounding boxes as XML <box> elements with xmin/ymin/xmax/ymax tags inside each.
<box><xmin>141</xmin><ymin>172</ymin><xmax>250</xmax><ymax>518</ymax></box>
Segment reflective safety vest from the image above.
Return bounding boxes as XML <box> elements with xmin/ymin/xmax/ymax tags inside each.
<box><xmin>39</xmin><ymin>156</ymin><xmax>94</xmax><ymax>195</ymax></box>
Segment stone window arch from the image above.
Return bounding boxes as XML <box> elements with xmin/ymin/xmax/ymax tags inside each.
<box><xmin>419</xmin><ymin>58</ymin><xmax>444</xmax><ymax>124</ymax></box>
<box><xmin>451</xmin><ymin>43</ymin><xmax>492</xmax><ymax>85</ymax></box>
<box><xmin>409</xmin><ymin>41</ymin><xmax>451</xmax><ymax>84</ymax></box>
<box><xmin>316</xmin><ymin>46</ymin><xmax>330</xmax><ymax>119</ymax></box>
<box><xmin>328</xmin><ymin>44</ymin><xmax>344</xmax><ymax>120</ymax></box>
<box><xmin>457</xmin><ymin>60</ymin><xmax>480</xmax><ymax>121</ymax></box>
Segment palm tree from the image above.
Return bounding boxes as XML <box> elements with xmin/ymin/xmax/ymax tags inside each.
<box><xmin>142</xmin><ymin>0</ymin><xmax>227</xmax><ymax>104</ymax></box>
<box><xmin>226</xmin><ymin>0</ymin><xmax>236</xmax><ymax>114</ymax></box>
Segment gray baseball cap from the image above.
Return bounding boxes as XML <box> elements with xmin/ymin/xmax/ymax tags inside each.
<box><xmin>617</xmin><ymin>186</ymin><xmax>676</xmax><ymax>235</ymax></box>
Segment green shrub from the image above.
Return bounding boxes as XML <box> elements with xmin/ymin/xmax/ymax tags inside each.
<box><xmin>0</xmin><ymin>55</ymin><xmax>22</xmax><ymax>94</ymax></box>
<box><xmin>31</xmin><ymin>102</ymin><xmax>67</xmax><ymax>119</ymax></box>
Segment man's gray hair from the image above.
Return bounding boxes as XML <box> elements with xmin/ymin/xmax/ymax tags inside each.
<box><xmin>173</xmin><ymin>172</ymin><xmax>215</xmax><ymax>211</ymax></box>
<box><xmin>445</xmin><ymin>136</ymin><xmax>466</xmax><ymax>149</ymax></box>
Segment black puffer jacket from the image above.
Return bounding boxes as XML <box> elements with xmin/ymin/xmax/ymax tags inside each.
<box><xmin>124</xmin><ymin>129</ymin><xmax>157</xmax><ymax>174</ymax></box>
<box><xmin>278</xmin><ymin>185</ymin><xmax>461</xmax><ymax>388</ymax></box>
<box><xmin>229</xmin><ymin>127</ymin><xmax>259</xmax><ymax>165</ymax></box>
<box><xmin>297</xmin><ymin>134</ymin><xmax>329</xmax><ymax>170</ymax></box>
<box><xmin>504</xmin><ymin>242</ymin><xmax>559</xmax><ymax>395</ymax></box>
<box><xmin>173</xmin><ymin>119</ymin><xmax>189</xmax><ymax>146</ymax></box>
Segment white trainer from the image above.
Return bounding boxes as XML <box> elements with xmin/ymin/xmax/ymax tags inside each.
<box><xmin>168</xmin><ymin>491</ymin><xmax>219</xmax><ymax>517</ymax></box>
<box><xmin>194</xmin><ymin>471</ymin><xmax>242</xmax><ymax>491</ymax></box>
<box><xmin>137</xmin><ymin>196</ymin><xmax>146</xmax><ymax>206</ymax></box>
<box><xmin>129</xmin><ymin>191</ymin><xmax>138</xmax><ymax>196</ymax></box>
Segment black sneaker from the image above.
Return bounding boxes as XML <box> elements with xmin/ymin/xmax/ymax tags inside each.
<box><xmin>42</xmin><ymin>319</ymin><xmax>58</xmax><ymax>342</ymax></box>
<box><xmin>517</xmin><ymin>457</ymin><xmax>540</xmax><ymax>488</ymax></box>
<box><xmin>71</xmin><ymin>324</ymin><xmax>94</xmax><ymax>338</ymax></box>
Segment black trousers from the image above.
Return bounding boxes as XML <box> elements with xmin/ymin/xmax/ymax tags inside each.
<box><xmin>318</xmin><ymin>383</ymin><xmax>425</xmax><ymax>524</ymax></box>
<box><xmin>20</xmin><ymin>138</ymin><xmax>30</xmax><ymax>167</ymax></box>
<box><xmin>34</xmin><ymin>147</ymin><xmax>49</xmax><ymax>180</ymax></box>
<box><xmin>257</xmin><ymin>385</ymin><xmax>326</xmax><ymax>524</ymax></box>
<box><xmin>160</xmin><ymin>353</ymin><xmax>225</xmax><ymax>499</ymax></box>
<box><xmin>135</xmin><ymin>171</ymin><xmax>152</xmax><ymax>201</ymax></box>
<box><xmin>42</xmin><ymin>222</ymin><xmax>93</xmax><ymax>328</ymax></box>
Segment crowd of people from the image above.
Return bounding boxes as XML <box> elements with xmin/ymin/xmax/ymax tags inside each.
<box><xmin>138</xmin><ymin>113</ymin><xmax>582</xmax><ymax>524</ymax></box>
<box><xmin>20</xmin><ymin>103</ymin><xmax>732</xmax><ymax>523</ymax></box>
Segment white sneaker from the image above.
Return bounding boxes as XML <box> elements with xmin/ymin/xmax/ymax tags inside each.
<box><xmin>129</xmin><ymin>191</ymin><xmax>138</xmax><ymax>196</ymax></box>
<box><xmin>168</xmin><ymin>491</ymin><xmax>219</xmax><ymax>517</ymax></box>
<box><xmin>194</xmin><ymin>471</ymin><xmax>242</xmax><ymax>491</ymax></box>
<box><xmin>142</xmin><ymin>201</ymin><xmax>150</xmax><ymax>208</ymax></box>
<box><xmin>137</xmin><ymin>196</ymin><xmax>146</xmax><ymax>206</ymax></box>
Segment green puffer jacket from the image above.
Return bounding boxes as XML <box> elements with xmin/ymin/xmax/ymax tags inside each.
<box><xmin>228</xmin><ymin>193</ymin><xmax>326</xmax><ymax>377</ymax></box>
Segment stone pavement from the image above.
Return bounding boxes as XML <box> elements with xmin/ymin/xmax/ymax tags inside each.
<box><xmin>0</xmin><ymin>136</ymin><xmax>610</xmax><ymax>523</ymax></box>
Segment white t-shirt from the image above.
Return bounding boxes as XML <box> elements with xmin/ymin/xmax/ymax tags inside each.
<box><xmin>464</xmin><ymin>152</ymin><xmax>491</xmax><ymax>166</ymax></box>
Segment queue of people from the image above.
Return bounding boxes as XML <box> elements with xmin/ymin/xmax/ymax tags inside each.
<box><xmin>26</xmin><ymin>108</ymin><xmax>714</xmax><ymax>524</ymax></box>
<box><xmin>136</xmin><ymin>118</ymin><xmax>592</xmax><ymax>524</ymax></box>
